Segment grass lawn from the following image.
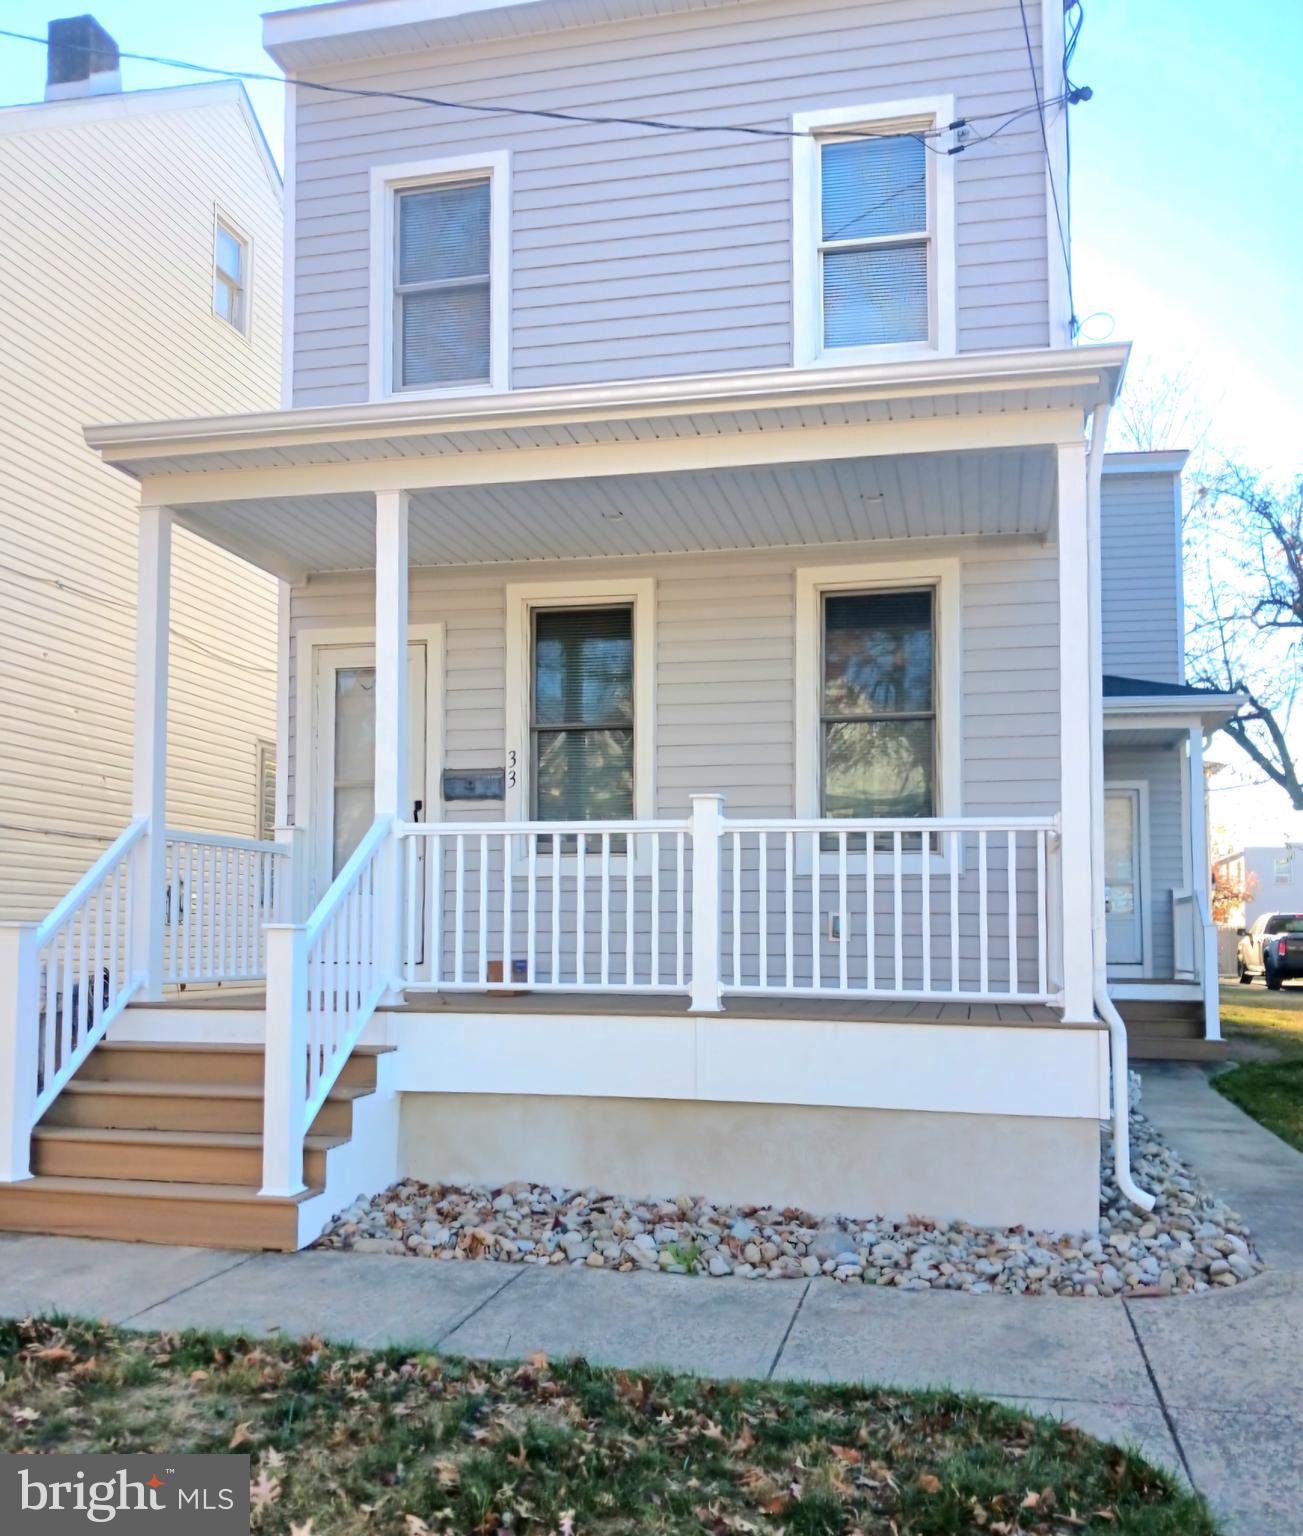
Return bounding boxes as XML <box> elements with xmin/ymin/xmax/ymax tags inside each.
<box><xmin>1215</xmin><ymin>982</ymin><xmax>1303</xmax><ymax>1151</ymax></box>
<box><xmin>0</xmin><ymin>1315</ymin><xmax>1216</xmax><ymax>1535</ymax></box>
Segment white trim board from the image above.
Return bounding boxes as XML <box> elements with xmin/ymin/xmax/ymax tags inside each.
<box><xmin>368</xmin><ymin>151</ymin><xmax>511</xmax><ymax>404</ymax></box>
<box><xmin>791</xmin><ymin>96</ymin><xmax>957</xmax><ymax>369</ymax></box>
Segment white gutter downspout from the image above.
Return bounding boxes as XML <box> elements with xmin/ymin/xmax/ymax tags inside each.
<box><xmin>1086</xmin><ymin>399</ymin><xmax>1156</xmax><ymax>1213</ymax></box>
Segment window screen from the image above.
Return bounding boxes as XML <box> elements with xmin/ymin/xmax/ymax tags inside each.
<box><xmin>395</xmin><ymin>179</ymin><xmax>491</xmax><ymax>389</ymax></box>
<box><xmin>821</xmin><ymin>589</ymin><xmax>935</xmax><ymax>819</ymax></box>
<box><xmin>819</xmin><ymin>132</ymin><xmax>928</xmax><ymax>349</ymax></box>
<box><xmin>531</xmin><ymin>606</ymin><xmax>634</xmax><ymax>824</ymax></box>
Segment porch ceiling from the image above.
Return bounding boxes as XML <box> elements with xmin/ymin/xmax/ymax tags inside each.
<box><xmin>168</xmin><ymin>445</ymin><xmax>1057</xmax><ymax>576</ymax></box>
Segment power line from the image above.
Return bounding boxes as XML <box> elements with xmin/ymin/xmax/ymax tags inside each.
<box><xmin>1018</xmin><ymin>0</ymin><xmax>1077</xmax><ymax>337</ymax></box>
<box><xmin>0</xmin><ymin>24</ymin><xmax>1068</xmax><ymax>147</ymax></box>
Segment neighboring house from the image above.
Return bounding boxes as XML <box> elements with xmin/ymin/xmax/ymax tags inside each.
<box><xmin>0</xmin><ymin>18</ymin><xmax>283</xmax><ymax>921</ymax></box>
<box><xmin>0</xmin><ymin>0</ymin><xmax>1243</xmax><ymax>1251</ymax></box>
<box><xmin>1213</xmin><ymin>846</ymin><xmax>1303</xmax><ymax>931</ymax></box>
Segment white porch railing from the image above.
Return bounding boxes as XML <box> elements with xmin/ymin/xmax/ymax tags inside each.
<box><xmin>0</xmin><ymin>819</ymin><xmax>145</xmax><ymax>1179</ymax></box>
<box><xmin>260</xmin><ymin>816</ymin><xmax>392</xmax><ymax>1196</ymax></box>
<box><xmin>164</xmin><ymin>831</ymin><xmax>288</xmax><ymax>985</ymax></box>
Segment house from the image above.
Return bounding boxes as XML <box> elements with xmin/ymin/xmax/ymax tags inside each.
<box><xmin>0</xmin><ymin>17</ymin><xmax>284</xmax><ymax>923</ymax></box>
<box><xmin>0</xmin><ymin>0</ymin><xmax>1243</xmax><ymax>1252</ymax></box>
<box><xmin>1213</xmin><ymin>845</ymin><xmax>1303</xmax><ymax>932</ymax></box>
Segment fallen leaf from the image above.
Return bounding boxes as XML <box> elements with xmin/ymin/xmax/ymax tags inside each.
<box><xmin>916</xmin><ymin>1474</ymin><xmax>942</xmax><ymax>1495</ymax></box>
<box><xmin>190</xmin><ymin>1370</ymin><xmax>209</xmax><ymax>1383</ymax></box>
<box><xmin>229</xmin><ymin>1421</ymin><xmax>255</xmax><ymax>1450</ymax></box>
<box><xmin>434</xmin><ymin>1460</ymin><xmax>460</xmax><ymax>1490</ymax></box>
<box><xmin>32</xmin><ymin>1347</ymin><xmax>75</xmax><ymax>1365</ymax></box>
<box><xmin>527</xmin><ymin>1351</ymin><xmax>549</xmax><ymax>1371</ymax></box>
<box><xmin>264</xmin><ymin>1448</ymin><xmax>286</xmax><ymax>1471</ymax></box>
<box><xmin>249</xmin><ymin>1470</ymin><xmax>281</xmax><ymax>1511</ymax></box>
<box><xmin>403</xmin><ymin>1518</ymin><xmax>431</xmax><ymax>1536</ymax></box>
<box><xmin>290</xmin><ymin>1523</ymin><xmax>314</xmax><ymax>1536</ymax></box>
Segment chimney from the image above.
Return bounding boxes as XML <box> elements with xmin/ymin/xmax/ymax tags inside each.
<box><xmin>45</xmin><ymin>15</ymin><xmax>121</xmax><ymax>101</ymax></box>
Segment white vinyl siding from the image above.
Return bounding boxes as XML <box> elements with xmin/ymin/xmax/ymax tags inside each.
<box><xmin>285</xmin><ymin>538</ymin><xmax>1060</xmax><ymax>828</ymax></box>
<box><xmin>291</xmin><ymin>0</ymin><xmax>1052</xmax><ymax>404</ymax></box>
<box><xmin>0</xmin><ymin>89</ymin><xmax>282</xmax><ymax>919</ymax></box>
<box><xmin>1100</xmin><ymin>470</ymin><xmax>1184</xmax><ymax>684</ymax></box>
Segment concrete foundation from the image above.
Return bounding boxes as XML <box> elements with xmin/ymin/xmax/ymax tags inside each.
<box><xmin>398</xmin><ymin>1093</ymin><xmax>1102</xmax><ymax>1232</ymax></box>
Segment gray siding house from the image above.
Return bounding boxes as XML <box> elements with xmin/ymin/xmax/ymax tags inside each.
<box><xmin>0</xmin><ymin>0</ymin><xmax>1239</xmax><ymax>1251</ymax></box>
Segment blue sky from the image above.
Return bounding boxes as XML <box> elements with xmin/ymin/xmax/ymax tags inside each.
<box><xmin>1</xmin><ymin>0</ymin><xmax>1299</xmax><ymax>843</ymax></box>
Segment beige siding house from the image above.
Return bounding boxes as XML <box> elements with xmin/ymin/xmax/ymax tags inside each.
<box><xmin>0</xmin><ymin>34</ymin><xmax>283</xmax><ymax>920</ymax></box>
<box><xmin>0</xmin><ymin>0</ymin><xmax>1242</xmax><ymax>1252</ymax></box>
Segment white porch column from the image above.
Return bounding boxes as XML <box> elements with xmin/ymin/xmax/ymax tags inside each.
<box><xmin>689</xmin><ymin>793</ymin><xmax>724</xmax><ymax>1012</ymax></box>
<box><xmin>1187</xmin><ymin>727</ymin><xmax>1221</xmax><ymax>1040</ymax></box>
<box><xmin>375</xmin><ymin>490</ymin><xmax>410</xmax><ymax>995</ymax></box>
<box><xmin>131</xmin><ymin>504</ymin><xmax>173</xmax><ymax>1000</ymax></box>
<box><xmin>0</xmin><ymin>923</ymin><xmax>39</xmax><ymax>1182</ymax></box>
<box><xmin>1056</xmin><ymin>440</ymin><xmax>1096</xmax><ymax>1021</ymax></box>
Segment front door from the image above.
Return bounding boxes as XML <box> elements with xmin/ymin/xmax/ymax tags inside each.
<box><xmin>311</xmin><ymin>643</ymin><xmax>429</xmax><ymax>904</ymax></box>
<box><xmin>1104</xmin><ymin>787</ymin><xmax>1144</xmax><ymax>967</ymax></box>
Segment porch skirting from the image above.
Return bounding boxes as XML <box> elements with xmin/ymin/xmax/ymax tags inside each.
<box><xmin>397</xmin><ymin>1093</ymin><xmax>1102</xmax><ymax>1234</ymax></box>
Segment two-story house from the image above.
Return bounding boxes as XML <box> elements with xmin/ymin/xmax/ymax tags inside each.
<box><xmin>0</xmin><ymin>0</ymin><xmax>1239</xmax><ymax>1252</ymax></box>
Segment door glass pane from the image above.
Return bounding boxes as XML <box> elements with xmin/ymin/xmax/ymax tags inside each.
<box><xmin>824</xmin><ymin>718</ymin><xmax>933</xmax><ymax>819</ymax></box>
<box><xmin>333</xmin><ymin>666</ymin><xmax>375</xmax><ymax>874</ymax></box>
<box><xmin>824</xmin><ymin>590</ymin><xmax>932</xmax><ymax>715</ymax></box>
<box><xmin>1104</xmin><ymin>795</ymin><xmax>1136</xmax><ymax>914</ymax></box>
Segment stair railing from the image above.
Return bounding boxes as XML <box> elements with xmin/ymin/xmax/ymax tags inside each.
<box><xmin>260</xmin><ymin>815</ymin><xmax>393</xmax><ymax>1197</ymax></box>
<box><xmin>0</xmin><ymin>819</ymin><xmax>146</xmax><ymax>1181</ymax></box>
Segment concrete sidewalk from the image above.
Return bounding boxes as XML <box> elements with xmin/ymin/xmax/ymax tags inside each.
<box><xmin>0</xmin><ymin>1064</ymin><xmax>1298</xmax><ymax>1535</ymax></box>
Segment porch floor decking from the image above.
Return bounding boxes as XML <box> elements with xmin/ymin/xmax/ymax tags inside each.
<box><xmin>155</xmin><ymin>990</ymin><xmax>1079</xmax><ymax>1028</ymax></box>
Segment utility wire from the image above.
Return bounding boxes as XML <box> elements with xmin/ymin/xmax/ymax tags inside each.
<box><xmin>1</xmin><ymin>24</ymin><xmax>1069</xmax><ymax>147</ymax></box>
<box><xmin>1018</xmin><ymin>0</ymin><xmax>1077</xmax><ymax>335</ymax></box>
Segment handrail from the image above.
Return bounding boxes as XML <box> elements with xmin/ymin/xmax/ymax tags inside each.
<box><xmin>164</xmin><ymin>828</ymin><xmax>283</xmax><ymax>855</ymax></box>
<box><xmin>724</xmin><ymin>815</ymin><xmax>1057</xmax><ymax>833</ymax></box>
<box><xmin>305</xmin><ymin>814</ymin><xmax>392</xmax><ymax>946</ymax></box>
<box><xmin>35</xmin><ymin>819</ymin><xmax>146</xmax><ymax>949</ymax></box>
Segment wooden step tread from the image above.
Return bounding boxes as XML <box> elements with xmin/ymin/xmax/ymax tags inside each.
<box><xmin>59</xmin><ymin>1078</ymin><xmax>368</xmax><ymax>1102</ymax></box>
<box><xmin>95</xmin><ymin>1040</ymin><xmax>394</xmax><ymax>1057</ymax></box>
<box><xmin>2</xmin><ymin>1175</ymin><xmax>321</xmax><ymax>1205</ymax></box>
<box><xmin>32</xmin><ymin>1125</ymin><xmax>345</xmax><ymax>1152</ymax></box>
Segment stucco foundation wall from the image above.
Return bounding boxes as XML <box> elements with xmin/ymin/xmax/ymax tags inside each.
<box><xmin>398</xmin><ymin>1093</ymin><xmax>1101</xmax><ymax>1233</ymax></box>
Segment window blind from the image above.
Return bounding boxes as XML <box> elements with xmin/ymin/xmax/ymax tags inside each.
<box><xmin>396</xmin><ymin>179</ymin><xmax>492</xmax><ymax>388</ymax></box>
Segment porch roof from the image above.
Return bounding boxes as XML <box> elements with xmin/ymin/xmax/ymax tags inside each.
<box><xmin>1103</xmin><ymin>673</ymin><xmax>1246</xmax><ymax>733</ymax></box>
<box><xmin>85</xmin><ymin>345</ymin><xmax>1126</xmax><ymax>580</ymax></box>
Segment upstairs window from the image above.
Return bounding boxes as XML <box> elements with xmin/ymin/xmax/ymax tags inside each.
<box><xmin>213</xmin><ymin>217</ymin><xmax>249</xmax><ymax>334</ymax></box>
<box><xmin>395</xmin><ymin>178</ymin><xmax>491</xmax><ymax>390</ymax></box>
<box><xmin>819</xmin><ymin>134</ymin><xmax>928</xmax><ymax>348</ymax></box>
<box><xmin>371</xmin><ymin>152</ymin><xmax>510</xmax><ymax>399</ymax></box>
<box><xmin>792</xmin><ymin>99</ymin><xmax>955</xmax><ymax>367</ymax></box>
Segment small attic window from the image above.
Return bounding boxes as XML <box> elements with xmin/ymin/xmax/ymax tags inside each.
<box><xmin>213</xmin><ymin>216</ymin><xmax>250</xmax><ymax>335</ymax></box>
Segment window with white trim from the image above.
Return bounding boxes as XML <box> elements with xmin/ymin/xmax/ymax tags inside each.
<box><xmin>213</xmin><ymin>218</ymin><xmax>249</xmax><ymax>334</ymax></box>
<box><xmin>394</xmin><ymin>177</ymin><xmax>492</xmax><ymax>390</ymax></box>
<box><xmin>821</xmin><ymin>589</ymin><xmax>935</xmax><ymax>819</ymax></box>
<box><xmin>531</xmin><ymin>605</ymin><xmax>635</xmax><ymax>824</ymax></box>
<box><xmin>792</xmin><ymin>99</ymin><xmax>954</xmax><ymax>367</ymax></box>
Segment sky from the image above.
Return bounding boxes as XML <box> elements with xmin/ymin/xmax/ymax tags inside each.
<box><xmin>1</xmin><ymin>0</ymin><xmax>1299</xmax><ymax>848</ymax></box>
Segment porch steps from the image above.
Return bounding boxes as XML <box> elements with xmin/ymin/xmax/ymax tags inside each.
<box><xmin>1117</xmin><ymin>999</ymin><xmax>1228</xmax><ymax>1062</ymax></box>
<box><xmin>0</xmin><ymin>1042</ymin><xmax>390</xmax><ymax>1251</ymax></box>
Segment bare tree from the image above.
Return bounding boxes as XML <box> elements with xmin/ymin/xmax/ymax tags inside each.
<box><xmin>1186</xmin><ymin>466</ymin><xmax>1303</xmax><ymax>810</ymax></box>
<box><xmin>1111</xmin><ymin>358</ymin><xmax>1211</xmax><ymax>461</ymax></box>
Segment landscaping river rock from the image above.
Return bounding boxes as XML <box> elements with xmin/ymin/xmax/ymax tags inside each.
<box><xmin>317</xmin><ymin>1096</ymin><xmax>1266</xmax><ymax>1297</ymax></box>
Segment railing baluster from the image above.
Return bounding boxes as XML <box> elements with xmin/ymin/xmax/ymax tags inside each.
<box><xmin>430</xmin><ymin>834</ymin><xmax>442</xmax><ymax>986</ymax></box>
<box><xmin>758</xmin><ymin>833</ymin><xmax>768</xmax><ymax>989</ymax></box>
<box><xmin>600</xmin><ymin>833</ymin><xmax>611</xmax><ymax>988</ymax></box>
<box><xmin>1007</xmin><ymin>829</ymin><xmax>1018</xmax><ymax>998</ymax></box>
<box><xmin>921</xmin><ymin>832</ymin><xmax>931</xmax><ymax>993</ymax></box>
<box><xmin>404</xmin><ymin>835</ymin><xmax>417</xmax><ymax>981</ymax></box>
<box><xmin>576</xmin><ymin>833</ymin><xmax>586</xmax><ymax>987</ymax></box>
<box><xmin>809</xmin><ymin>831</ymin><xmax>820</xmax><ymax>990</ymax></box>
<box><xmin>784</xmin><ymin>830</ymin><xmax>794</xmax><ymax>990</ymax></box>
<box><xmin>624</xmin><ymin>835</ymin><xmax>635</xmax><ymax>986</ymax></box>
<box><xmin>108</xmin><ymin>860</ymin><xmax>120</xmax><ymax>1006</ymax></box>
<box><xmin>978</xmin><ymin>830</ymin><xmax>989</xmax><ymax>995</ymax></box>
<box><xmin>1036</xmin><ymin>828</ymin><xmax>1047</xmax><ymax>998</ymax></box>
<box><xmin>837</xmin><ymin>831</ymin><xmax>848</xmax><ymax>992</ymax></box>
<box><xmin>865</xmin><ymin>830</ymin><xmax>876</xmax><ymax>992</ymax></box>
<box><xmin>478</xmin><ymin>833</ymin><xmax>489</xmax><ymax>986</ymax></box>
<box><xmin>527</xmin><ymin>834</ymin><xmax>537</xmax><ymax>986</ymax></box>
<box><xmin>501</xmin><ymin>833</ymin><xmax>513</xmax><ymax>988</ymax></box>
<box><xmin>167</xmin><ymin>843</ymin><xmax>178</xmax><ymax>982</ymax></box>
<box><xmin>454</xmin><ymin>835</ymin><xmax>466</xmax><ymax>984</ymax></box>
<box><xmin>551</xmin><ymin>833</ymin><xmax>561</xmax><ymax>985</ymax></box>
<box><xmin>950</xmin><ymin>829</ymin><xmax>960</xmax><ymax>993</ymax></box>
<box><xmin>78</xmin><ymin>898</ymin><xmax>90</xmax><ymax>1047</ymax></box>
<box><xmin>650</xmin><ymin>832</ymin><xmax>661</xmax><ymax>987</ymax></box>
<box><xmin>732</xmin><ymin>831</ymin><xmax>742</xmax><ymax>988</ymax></box>
<box><xmin>892</xmin><ymin>830</ymin><xmax>903</xmax><ymax>992</ymax></box>
<box><xmin>675</xmin><ymin>831</ymin><xmax>685</xmax><ymax>988</ymax></box>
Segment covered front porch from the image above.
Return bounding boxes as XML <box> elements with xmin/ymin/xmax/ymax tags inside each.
<box><xmin>0</xmin><ymin>348</ymin><xmax>1128</xmax><ymax>1233</ymax></box>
